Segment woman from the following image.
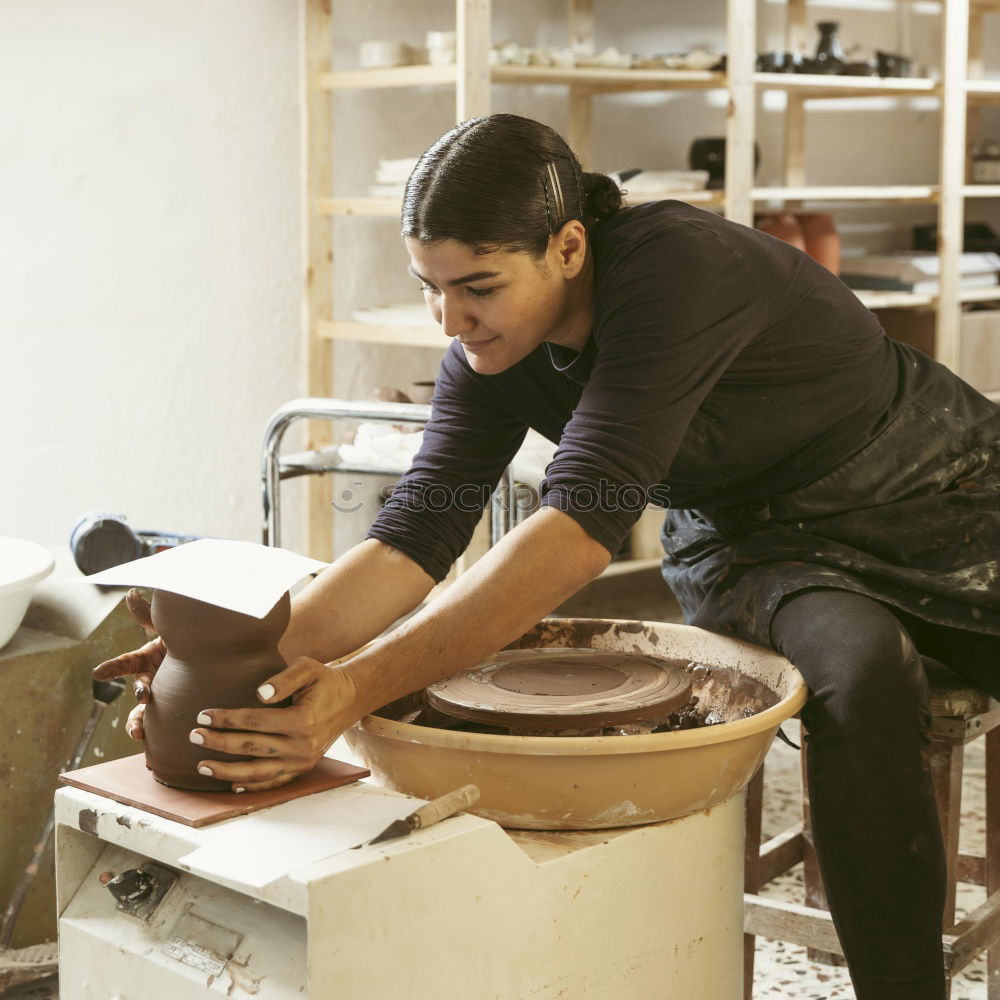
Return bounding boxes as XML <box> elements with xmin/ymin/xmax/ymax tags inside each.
<box><xmin>97</xmin><ymin>114</ymin><xmax>1000</xmax><ymax>998</ymax></box>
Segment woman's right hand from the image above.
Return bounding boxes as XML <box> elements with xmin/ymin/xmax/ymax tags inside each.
<box><xmin>92</xmin><ymin>588</ymin><xmax>166</xmax><ymax>741</ymax></box>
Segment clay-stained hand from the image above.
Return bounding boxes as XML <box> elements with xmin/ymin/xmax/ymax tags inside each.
<box><xmin>189</xmin><ymin>657</ymin><xmax>360</xmax><ymax>793</ymax></box>
<box><xmin>91</xmin><ymin>588</ymin><xmax>165</xmax><ymax>742</ymax></box>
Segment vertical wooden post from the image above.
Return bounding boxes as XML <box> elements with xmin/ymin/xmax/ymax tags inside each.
<box><xmin>568</xmin><ymin>0</ymin><xmax>595</xmax><ymax>56</ymax></box>
<box><xmin>967</xmin><ymin>10</ymin><xmax>984</xmax><ymax>212</ymax></box>
<box><xmin>936</xmin><ymin>0</ymin><xmax>970</xmax><ymax>374</ymax></box>
<box><xmin>725</xmin><ymin>0</ymin><xmax>757</xmax><ymax>226</ymax></box>
<box><xmin>567</xmin><ymin>0</ymin><xmax>595</xmax><ymax>169</ymax></box>
<box><xmin>800</xmin><ymin>752</ymin><xmax>846</xmax><ymax>966</ymax></box>
<box><xmin>449</xmin><ymin>0</ymin><xmax>492</xmax><ymax>579</ymax></box>
<box><xmin>301</xmin><ymin>0</ymin><xmax>335</xmax><ymax>559</ymax></box>
<box><xmin>567</xmin><ymin>90</ymin><xmax>594</xmax><ymax>169</ymax></box>
<box><xmin>457</xmin><ymin>0</ymin><xmax>492</xmax><ymax>121</ymax></box>
<box><xmin>783</xmin><ymin>0</ymin><xmax>808</xmax><ymax>200</ymax></box>
<box><xmin>931</xmin><ymin>740</ymin><xmax>965</xmax><ymax>931</ymax></box>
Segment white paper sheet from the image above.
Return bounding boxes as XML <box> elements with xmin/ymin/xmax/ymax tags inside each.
<box><xmin>178</xmin><ymin>785</ymin><xmax>419</xmax><ymax>889</ymax></box>
<box><xmin>85</xmin><ymin>539</ymin><xmax>327</xmax><ymax>618</ymax></box>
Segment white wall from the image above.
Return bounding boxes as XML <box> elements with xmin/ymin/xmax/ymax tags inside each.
<box><xmin>1</xmin><ymin>1</ymin><xmax>302</xmax><ymax>550</ymax></box>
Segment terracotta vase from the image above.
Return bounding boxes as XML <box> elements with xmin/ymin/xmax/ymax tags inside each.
<box><xmin>143</xmin><ymin>589</ymin><xmax>291</xmax><ymax>791</ymax></box>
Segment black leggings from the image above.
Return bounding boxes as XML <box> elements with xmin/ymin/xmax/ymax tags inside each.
<box><xmin>770</xmin><ymin>589</ymin><xmax>1000</xmax><ymax>1000</ymax></box>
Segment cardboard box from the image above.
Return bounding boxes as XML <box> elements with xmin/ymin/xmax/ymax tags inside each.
<box><xmin>877</xmin><ymin>307</ymin><xmax>1000</xmax><ymax>394</ymax></box>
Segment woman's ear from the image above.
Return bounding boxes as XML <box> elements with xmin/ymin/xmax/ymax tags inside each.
<box><xmin>555</xmin><ymin>220</ymin><xmax>588</xmax><ymax>277</ymax></box>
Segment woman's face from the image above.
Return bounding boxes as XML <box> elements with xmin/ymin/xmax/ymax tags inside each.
<box><xmin>404</xmin><ymin>224</ymin><xmax>590</xmax><ymax>376</ymax></box>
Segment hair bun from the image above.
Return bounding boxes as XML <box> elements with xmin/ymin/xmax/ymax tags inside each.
<box><xmin>582</xmin><ymin>172</ymin><xmax>624</xmax><ymax>221</ymax></box>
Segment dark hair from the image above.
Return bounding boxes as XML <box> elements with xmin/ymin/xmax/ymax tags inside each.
<box><xmin>401</xmin><ymin>114</ymin><xmax>623</xmax><ymax>257</ymax></box>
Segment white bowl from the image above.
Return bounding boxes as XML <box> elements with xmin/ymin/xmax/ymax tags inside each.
<box><xmin>0</xmin><ymin>538</ymin><xmax>55</xmax><ymax>649</ymax></box>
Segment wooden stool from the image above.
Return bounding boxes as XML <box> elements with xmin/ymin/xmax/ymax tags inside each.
<box><xmin>743</xmin><ymin>667</ymin><xmax>1000</xmax><ymax>998</ymax></box>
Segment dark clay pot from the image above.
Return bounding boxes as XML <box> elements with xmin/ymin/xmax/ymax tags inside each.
<box><xmin>143</xmin><ymin>589</ymin><xmax>291</xmax><ymax>791</ymax></box>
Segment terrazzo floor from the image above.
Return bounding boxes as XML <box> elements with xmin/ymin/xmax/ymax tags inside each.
<box><xmin>752</xmin><ymin>718</ymin><xmax>989</xmax><ymax>999</ymax></box>
<box><xmin>4</xmin><ymin>722</ymin><xmax>988</xmax><ymax>999</ymax></box>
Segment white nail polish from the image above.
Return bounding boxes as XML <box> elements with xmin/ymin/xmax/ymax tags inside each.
<box><xmin>196</xmin><ymin>712</ymin><xmax>212</xmax><ymax>726</ymax></box>
<box><xmin>258</xmin><ymin>683</ymin><xmax>276</xmax><ymax>702</ymax></box>
<box><xmin>198</xmin><ymin>765</ymin><xmax>213</xmax><ymax>776</ymax></box>
<box><xmin>234</xmin><ymin>787</ymin><xmax>246</xmax><ymax>794</ymax></box>
<box><xmin>189</xmin><ymin>731</ymin><xmax>205</xmax><ymax>745</ymax></box>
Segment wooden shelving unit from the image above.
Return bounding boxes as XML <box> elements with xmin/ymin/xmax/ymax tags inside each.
<box><xmin>318</xmin><ymin>319</ymin><xmax>442</xmax><ymax>348</ymax></box>
<box><xmin>300</xmin><ymin>0</ymin><xmax>998</xmax><ymax>558</ymax></box>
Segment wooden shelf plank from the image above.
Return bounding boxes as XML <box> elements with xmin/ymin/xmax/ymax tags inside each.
<box><xmin>754</xmin><ymin>185</ymin><xmax>939</xmax><ymax>202</ymax></box>
<box><xmin>320</xmin><ymin>63</ymin><xmax>727</xmax><ymax>94</ymax></box>
<box><xmin>324</xmin><ymin>191</ymin><xmax>727</xmax><ymax>216</ymax></box>
<box><xmin>623</xmin><ymin>189</ymin><xmax>724</xmax><ymax>206</ymax></box>
<box><xmin>854</xmin><ymin>289</ymin><xmax>936</xmax><ymax>310</ymax></box>
<box><xmin>320</xmin><ymin>64</ymin><xmax>458</xmax><ymax>90</ymax></box>
<box><xmin>491</xmin><ymin>64</ymin><xmax>726</xmax><ymax>91</ymax></box>
<box><xmin>320</xmin><ymin>197</ymin><xmax>401</xmax><ymax>217</ymax></box>
<box><xmin>967</xmin><ymin>80</ymin><xmax>1000</xmax><ymax>92</ymax></box>
<box><xmin>319</xmin><ymin>320</ymin><xmax>443</xmax><ymax>348</ymax></box>
<box><xmin>323</xmin><ymin>187</ymin><xmax>996</xmax><ymax>216</ymax></box>
<box><xmin>851</xmin><ymin>287</ymin><xmax>1000</xmax><ymax>309</ymax></box>
<box><xmin>320</xmin><ymin>65</ymin><xmax>942</xmax><ymax>99</ymax></box>
<box><xmin>967</xmin><ymin>80</ymin><xmax>1000</xmax><ymax>103</ymax></box>
<box><xmin>960</xmin><ymin>286</ymin><xmax>1000</xmax><ymax>302</ymax></box>
<box><xmin>755</xmin><ymin>72</ymin><xmax>939</xmax><ymax>97</ymax></box>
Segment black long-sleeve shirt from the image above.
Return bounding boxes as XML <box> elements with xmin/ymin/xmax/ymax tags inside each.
<box><xmin>367</xmin><ymin>200</ymin><xmax>903</xmax><ymax>582</ymax></box>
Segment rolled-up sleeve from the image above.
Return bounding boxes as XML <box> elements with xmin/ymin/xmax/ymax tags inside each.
<box><xmin>366</xmin><ymin>343</ymin><xmax>527</xmax><ymax>581</ymax></box>
<box><xmin>539</xmin><ymin>221</ymin><xmax>769</xmax><ymax>555</ymax></box>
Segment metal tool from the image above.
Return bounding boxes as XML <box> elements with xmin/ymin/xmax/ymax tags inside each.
<box><xmin>367</xmin><ymin>784</ymin><xmax>480</xmax><ymax>846</ymax></box>
<box><xmin>70</xmin><ymin>513</ymin><xmax>201</xmax><ymax>576</ymax></box>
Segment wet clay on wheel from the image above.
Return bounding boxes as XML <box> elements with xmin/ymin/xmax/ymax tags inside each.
<box><xmin>142</xmin><ymin>589</ymin><xmax>291</xmax><ymax>791</ymax></box>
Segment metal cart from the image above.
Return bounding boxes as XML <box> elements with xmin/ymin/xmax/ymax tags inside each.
<box><xmin>260</xmin><ymin>397</ymin><xmax>517</xmax><ymax>552</ymax></box>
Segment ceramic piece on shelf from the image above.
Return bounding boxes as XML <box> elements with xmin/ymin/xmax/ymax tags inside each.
<box><xmin>425</xmin><ymin>30</ymin><xmax>455</xmax><ymax>50</ymax></box>
<box><xmin>371</xmin><ymin>387</ymin><xmax>413</xmax><ymax>404</ymax></box>
<box><xmin>756</xmin><ymin>213</ymin><xmax>841</xmax><ymax>275</ymax></box>
<box><xmin>428</xmin><ymin>47</ymin><xmax>455</xmax><ymax>66</ymax></box>
<box><xmin>576</xmin><ymin>46</ymin><xmax>633</xmax><ymax>69</ymax></box>
<box><xmin>972</xmin><ymin>141</ymin><xmax>1000</xmax><ymax>185</ymax></box>
<box><xmin>876</xmin><ymin>50</ymin><xmax>913</xmax><ymax>78</ymax></box>
<box><xmin>689</xmin><ymin>137</ymin><xmax>761</xmax><ymax>190</ymax></box>
<box><xmin>426</xmin><ymin>30</ymin><xmax>455</xmax><ymax>66</ymax></box>
<box><xmin>843</xmin><ymin>59</ymin><xmax>879</xmax><ymax>77</ymax></box>
<box><xmin>680</xmin><ymin>48</ymin><xmax>719</xmax><ymax>71</ymax></box>
<box><xmin>613</xmin><ymin>169</ymin><xmax>710</xmax><ymax>195</ymax></box>
<box><xmin>813</xmin><ymin>21</ymin><xmax>845</xmax><ymax>75</ymax></box>
<box><xmin>492</xmin><ymin>41</ymin><xmax>532</xmax><ymax>66</ymax></box>
<box><xmin>408</xmin><ymin>381</ymin><xmax>436</xmax><ymax>405</ymax></box>
<box><xmin>359</xmin><ymin>39</ymin><xmax>412</xmax><ymax>69</ymax></box>
<box><xmin>756</xmin><ymin>51</ymin><xmax>802</xmax><ymax>73</ymax></box>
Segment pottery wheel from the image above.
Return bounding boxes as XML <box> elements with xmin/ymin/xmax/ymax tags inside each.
<box><xmin>427</xmin><ymin>648</ymin><xmax>693</xmax><ymax>731</ymax></box>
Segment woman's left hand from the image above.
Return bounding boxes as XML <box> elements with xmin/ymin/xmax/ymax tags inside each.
<box><xmin>189</xmin><ymin>656</ymin><xmax>360</xmax><ymax>793</ymax></box>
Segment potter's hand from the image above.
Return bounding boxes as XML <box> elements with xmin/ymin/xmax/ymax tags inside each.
<box><xmin>91</xmin><ymin>588</ymin><xmax>165</xmax><ymax>741</ymax></box>
<box><xmin>190</xmin><ymin>656</ymin><xmax>359</xmax><ymax>793</ymax></box>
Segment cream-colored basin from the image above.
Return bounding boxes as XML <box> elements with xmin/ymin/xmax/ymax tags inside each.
<box><xmin>346</xmin><ymin>617</ymin><xmax>806</xmax><ymax>830</ymax></box>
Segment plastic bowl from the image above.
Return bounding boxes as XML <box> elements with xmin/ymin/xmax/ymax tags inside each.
<box><xmin>347</xmin><ymin>618</ymin><xmax>806</xmax><ymax>830</ymax></box>
<box><xmin>0</xmin><ymin>538</ymin><xmax>55</xmax><ymax>649</ymax></box>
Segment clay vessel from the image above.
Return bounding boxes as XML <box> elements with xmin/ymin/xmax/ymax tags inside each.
<box><xmin>143</xmin><ymin>589</ymin><xmax>291</xmax><ymax>791</ymax></box>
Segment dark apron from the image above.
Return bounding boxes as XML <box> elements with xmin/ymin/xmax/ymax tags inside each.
<box><xmin>661</xmin><ymin>344</ymin><xmax>1000</xmax><ymax>649</ymax></box>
